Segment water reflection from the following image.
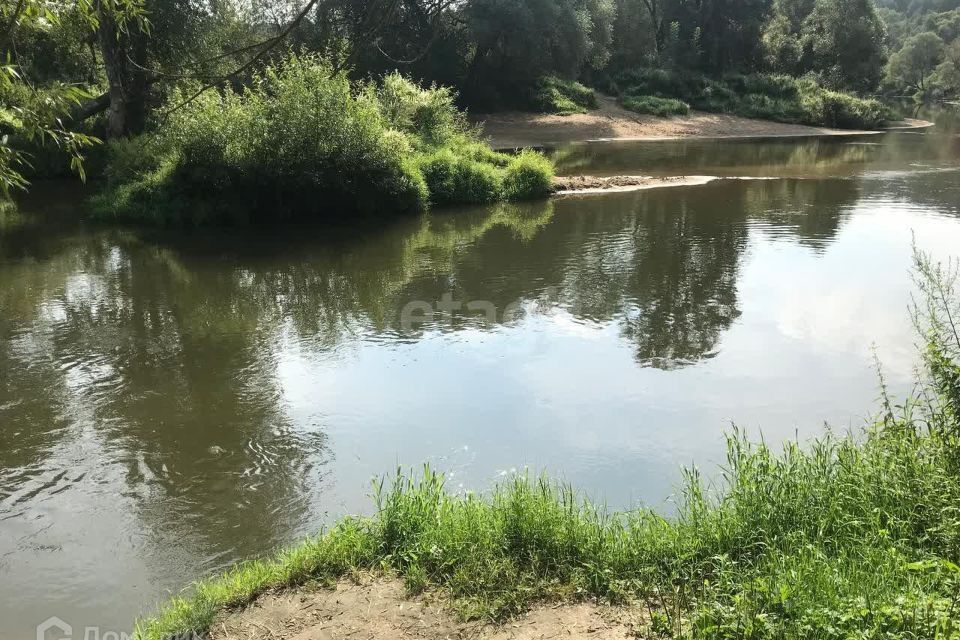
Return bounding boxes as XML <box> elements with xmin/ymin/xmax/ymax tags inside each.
<box><xmin>2</xmin><ymin>125</ymin><xmax>960</xmax><ymax>636</ymax></box>
<box><xmin>551</xmin><ymin>121</ymin><xmax>960</xmax><ymax>180</ymax></box>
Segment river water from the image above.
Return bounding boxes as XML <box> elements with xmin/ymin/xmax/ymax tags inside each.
<box><xmin>3</xmin><ymin>112</ymin><xmax>960</xmax><ymax>637</ymax></box>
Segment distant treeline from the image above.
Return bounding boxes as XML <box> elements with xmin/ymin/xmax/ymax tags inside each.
<box><xmin>0</xmin><ymin>0</ymin><xmax>950</xmax><ymax>214</ymax></box>
<box><xmin>878</xmin><ymin>0</ymin><xmax>960</xmax><ymax>98</ymax></box>
<box><xmin>0</xmin><ymin>0</ymin><xmax>904</xmax><ymax>134</ymax></box>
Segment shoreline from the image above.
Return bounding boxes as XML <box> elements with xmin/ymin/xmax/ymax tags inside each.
<box><xmin>472</xmin><ymin>95</ymin><xmax>933</xmax><ymax>149</ymax></box>
<box><xmin>551</xmin><ymin>174</ymin><xmax>719</xmax><ymax>194</ymax></box>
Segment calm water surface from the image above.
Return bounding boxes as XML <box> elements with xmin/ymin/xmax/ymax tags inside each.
<box><xmin>4</xmin><ymin>113</ymin><xmax>960</xmax><ymax>637</ymax></box>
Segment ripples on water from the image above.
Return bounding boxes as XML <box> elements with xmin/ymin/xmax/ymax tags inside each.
<box><xmin>3</xmin><ymin>117</ymin><xmax>960</xmax><ymax>635</ymax></box>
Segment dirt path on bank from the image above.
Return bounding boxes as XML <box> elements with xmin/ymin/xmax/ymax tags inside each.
<box><xmin>210</xmin><ymin>578</ymin><xmax>648</xmax><ymax>640</ymax></box>
<box><xmin>472</xmin><ymin>95</ymin><xmax>926</xmax><ymax>149</ymax></box>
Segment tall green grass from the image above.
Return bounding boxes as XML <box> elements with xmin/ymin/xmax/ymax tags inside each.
<box><xmin>91</xmin><ymin>55</ymin><xmax>554</xmax><ymax>226</ymax></box>
<box><xmin>615</xmin><ymin>69</ymin><xmax>894</xmax><ymax>130</ymax></box>
<box><xmin>531</xmin><ymin>75</ymin><xmax>599</xmax><ymax>115</ymax></box>
<box><xmin>134</xmin><ymin>250</ymin><xmax>960</xmax><ymax>640</ymax></box>
<box><xmin>621</xmin><ymin>94</ymin><xmax>690</xmax><ymax>117</ymax></box>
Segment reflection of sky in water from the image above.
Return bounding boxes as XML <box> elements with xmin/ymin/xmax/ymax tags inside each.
<box><xmin>3</xmin><ymin>125</ymin><xmax>960</xmax><ymax>636</ymax></box>
<box><xmin>278</xmin><ymin>196</ymin><xmax>960</xmax><ymax>522</ymax></box>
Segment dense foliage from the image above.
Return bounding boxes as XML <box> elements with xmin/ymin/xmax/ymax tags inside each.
<box><xmin>621</xmin><ymin>93</ymin><xmax>690</xmax><ymax>116</ymax></box>
<box><xmin>617</xmin><ymin>70</ymin><xmax>894</xmax><ymax>128</ymax></box>
<box><xmin>761</xmin><ymin>0</ymin><xmax>888</xmax><ymax>92</ymax></box>
<box><xmin>5</xmin><ymin>0</ymin><xmax>948</xmax><ymax>213</ymax></box>
<box><xmin>532</xmin><ymin>76</ymin><xmax>600</xmax><ymax>115</ymax></box>
<box><xmin>134</xmin><ymin>251</ymin><xmax>960</xmax><ymax>640</ymax></box>
<box><xmin>92</xmin><ymin>57</ymin><xmax>553</xmax><ymax>224</ymax></box>
<box><xmin>878</xmin><ymin>0</ymin><xmax>960</xmax><ymax>97</ymax></box>
<box><xmin>0</xmin><ymin>0</ymin><xmax>146</xmax><ymax>193</ymax></box>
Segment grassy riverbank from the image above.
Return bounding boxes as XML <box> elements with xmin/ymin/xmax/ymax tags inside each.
<box><xmin>523</xmin><ymin>70</ymin><xmax>894</xmax><ymax>130</ymax></box>
<box><xmin>615</xmin><ymin>71</ymin><xmax>895</xmax><ymax>129</ymax></box>
<box><xmin>134</xmin><ymin>251</ymin><xmax>960</xmax><ymax>640</ymax></box>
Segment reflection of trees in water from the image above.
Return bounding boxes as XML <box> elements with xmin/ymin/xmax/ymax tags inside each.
<box><xmin>745</xmin><ymin>177</ymin><xmax>859</xmax><ymax>249</ymax></box>
<box><xmin>0</xmin><ymin>201</ymin><xmax>557</xmax><ymax>577</ymax></box>
<box><xmin>619</xmin><ymin>186</ymin><xmax>746</xmax><ymax>369</ymax></box>
<box><xmin>0</xmin><ymin>174</ymin><xmax>864</xmax><ymax>575</ymax></box>
<box><xmin>0</xmin><ymin>231</ymin><xmax>327</xmax><ymax>575</ymax></box>
<box><xmin>551</xmin><ymin>137</ymin><xmax>877</xmax><ymax>178</ymax></box>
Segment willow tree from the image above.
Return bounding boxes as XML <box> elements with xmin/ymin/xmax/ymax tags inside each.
<box><xmin>0</xmin><ymin>0</ymin><xmax>145</xmax><ymax>194</ymax></box>
<box><xmin>886</xmin><ymin>30</ymin><xmax>945</xmax><ymax>93</ymax></box>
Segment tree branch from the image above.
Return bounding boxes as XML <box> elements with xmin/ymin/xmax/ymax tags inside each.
<box><xmin>162</xmin><ymin>0</ymin><xmax>325</xmax><ymax>116</ymax></box>
<box><xmin>2</xmin><ymin>0</ymin><xmax>26</xmax><ymax>50</ymax></box>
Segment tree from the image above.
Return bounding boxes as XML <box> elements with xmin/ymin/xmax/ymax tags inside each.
<box><xmin>609</xmin><ymin>0</ymin><xmax>657</xmax><ymax>69</ymax></box>
<box><xmin>931</xmin><ymin>38</ymin><xmax>960</xmax><ymax>93</ymax></box>
<box><xmin>802</xmin><ymin>0</ymin><xmax>888</xmax><ymax>91</ymax></box>
<box><xmin>461</xmin><ymin>0</ymin><xmax>616</xmax><ymax>108</ymax></box>
<box><xmin>0</xmin><ymin>0</ymin><xmax>145</xmax><ymax>194</ymax></box>
<box><xmin>97</xmin><ymin>3</ymin><xmax>149</xmax><ymax>138</ymax></box>
<box><xmin>762</xmin><ymin>0</ymin><xmax>889</xmax><ymax>89</ymax></box>
<box><xmin>762</xmin><ymin>0</ymin><xmax>817</xmax><ymax>73</ymax></box>
<box><xmin>698</xmin><ymin>0</ymin><xmax>773</xmax><ymax>73</ymax></box>
<box><xmin>886</xmin><ymin>30</ymin><xmax>946</xmax><ymax>93</ymax></box>
<box><xmin>584</xmin><ymin>0</ymin><xmax>617</xmax><ymax>72</ymax></box>
<box><xmin>639</xmin><ymin>0</ymin><xmax>668</xmax><ymax>61</ymax></box>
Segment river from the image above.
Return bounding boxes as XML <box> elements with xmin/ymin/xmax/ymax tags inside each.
<box><xmin>3</xmin><ymin>110</ymin><xmax>960</xmax><ymax>637</ymax></box>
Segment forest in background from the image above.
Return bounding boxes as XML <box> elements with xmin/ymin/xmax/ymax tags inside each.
<box><xmin>1</xmin><ymin>0</ymin><xmax>958</xmax><ymax>222</ymax></box>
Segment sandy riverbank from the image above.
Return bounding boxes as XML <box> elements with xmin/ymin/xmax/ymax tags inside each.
<box><xmin>210</xmin><ymin>578</ymin><xmax>648</xmax><ymax>640</ymax></box>
<box><xmin>473</xmin><ymin>95</ymin><xmax>929</xmax><ymax>149</ymax></box>
<box><xmin>552</xmin><ymin>174</ymin><xmax>719</xmax><ymax>194</ymax></box>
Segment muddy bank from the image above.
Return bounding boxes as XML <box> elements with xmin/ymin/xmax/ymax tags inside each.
<box><xmin>210</xmin><ymin>578</ymin><xmax>648</xmax><ymax>640</ymax></box>
<box><xmin>473</xmin><ymin>95</ymin><xmax>931</xmax><ymax>149</ymax></box>
<box><xmin>552</xmin><ymin>174</ymin><xmax>718</xmax><ymax>194</ymax></box>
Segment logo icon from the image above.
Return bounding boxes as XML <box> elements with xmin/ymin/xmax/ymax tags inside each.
<box><xmin>37</xmin><ymin>616</ymin><xmax>72</xmax><ymax>640</ymax></box>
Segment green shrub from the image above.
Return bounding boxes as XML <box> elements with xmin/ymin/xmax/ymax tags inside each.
<box><xmin>531</xmin><ymin>75</ymin><xmax>598</xmax><ymax>115</ymax></box>
<box><xmin>93</xmin><ymin>57</ymin><xmax>556</xmax><ymax>225</ymax></box>
<box><xmin>418</xmin><ymin>148</ymin><xmax>504</xmax><ymax>205</ymax></box>
<box><xmin>620</xmin><ymin>94</ymin><xmax>690</xmax><ymax>117</ymax></box>
<box><xmin>502</xmin><ymin>150</ymin><xmax>555</xmax><ymax>200</ymax></box>
<box><xmin>813</xmin><ymin>89</ymin><xmax>892</xmax><ymax>129</ymax></box>
<box><xmin>374</xmin><ymin>73</ymin><xmax>464</xmax><ymax>146</ymax></box>
<box><xmin>615</xmin><ymin>68</ymin><xmax>894</xmax><ymax>130</ymax></box>
<box><xmin>615</xmin><ymin>68</ymin><xmax>707</xmax><ymax>101</ymax></box>
<box><xmin>724</xmin><ymin>73</ymin><xmax>800</xmax><ymax>100</ymax></box>
<box><xmin>90</xmin><ymin>158</ymin><xmax>189</xmax><ymax>225</ymax></box>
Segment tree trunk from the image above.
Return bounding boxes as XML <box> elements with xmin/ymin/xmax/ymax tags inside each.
<box><xmin>641</xmin><ymin>0</ymin><xmax>665</xmax><ymax>61</ymax></box>
<box><xmin>97</xmin><ymin>9</ymin><xmax>148</xmax><ymax>138</ymax></box>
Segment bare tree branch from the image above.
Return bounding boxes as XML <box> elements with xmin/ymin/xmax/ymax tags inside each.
<box><xmin>162</xmin><ymin>0</ymin><xmax>326</xmax><ymax>116</ymax></box>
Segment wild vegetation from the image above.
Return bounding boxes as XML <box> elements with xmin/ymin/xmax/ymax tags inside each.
<box><xmin>615</xmin><ymin>70</ymin><xmax>894</xmax><ymax>128</ymax></box>
<box><xmin>91</xmin><ymin>57</ymin><xmax>553</xmax><ymax>224</ymax></box>
<box><xmin>0</xmin><ymin>0</ymin><xmax>923</xmax><ymax>219</ymax></box>
<box><xmin>532</xmin><ymin>76</ymin><xmax>600</xmax><ymax>115</ymax></box>
<box><xmin>878</xmin><ymin>0</ymin><xmax>960</xmax><ymax>99</ymax></box>
<box><xmin>134</xmin><ymin>250</ymin><xmax>960</xmax><ymax>640</ymax></box>
<box><xmin>621</xmin><ymin>93</ymin><xmax>691</xmax><ymax>116</ymax></box>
